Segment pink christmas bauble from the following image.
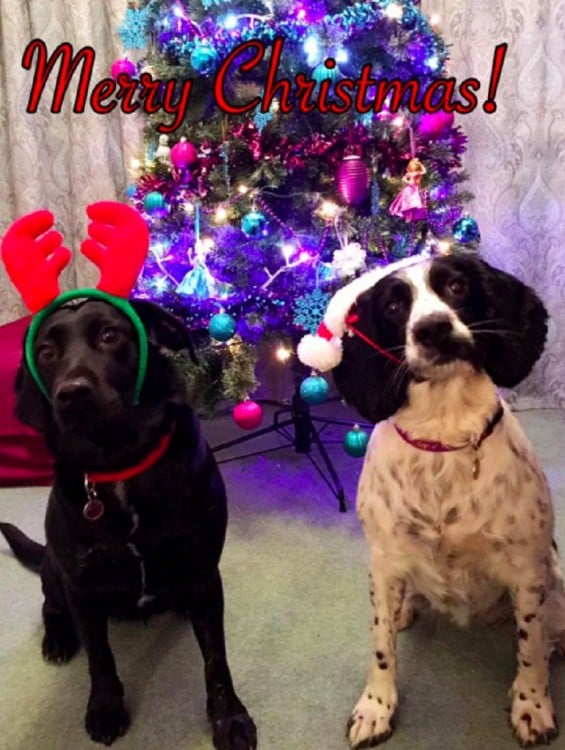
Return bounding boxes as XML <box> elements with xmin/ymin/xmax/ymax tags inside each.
<box><xmin>233</xmin><ymin>400</ymin><xmax>263</xmax><ymax>430</ymax></box>
<box><xmin>418</xmin><ymin>110</ymin><xmax>455</xmax><ymax>139</ymax></box>
<box><xmin>171</xmin><ymin>140</ymin><xmax>198</xmax><ymax>168</ymax></box>
<box><xmin>110</xmin><ymin>58</ymin><xmax>136</xmax><ymax>80</ymax></box>
<box><xmin>336</xmin><ymin>155</ymin><xmax>370</xmax><ymax>205</ymax></box>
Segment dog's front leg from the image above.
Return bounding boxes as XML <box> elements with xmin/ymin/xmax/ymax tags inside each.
<box><xmin>187</xmin><ymin>569</ymin><xmax>257</xmax><ymax>750</ymax></box>
<box><xmin>510</xmin><ymin>576</ymin><xmax>559</xmax><ymax>747</ymax></box>
<box><xmin>66</xmin><ymin>588</ymin><xmax>130</xmax><ymax>745</ymax></box>
<box><xmin>347</xmin><ymin>546</ymin><xmax>401</xmax><ymax>748</ymax></box>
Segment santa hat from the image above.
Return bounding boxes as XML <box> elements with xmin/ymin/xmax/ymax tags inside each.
<box><xmin>297</xmin><ymin>254</ymin><xmax>426</xmax><ymax>372</ymax></box>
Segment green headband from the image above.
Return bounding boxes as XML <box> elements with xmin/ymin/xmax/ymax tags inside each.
<box><xmin>25</xmin><ymin>289</ymin><xmax>148</xmax><ymax>405</ymax></box>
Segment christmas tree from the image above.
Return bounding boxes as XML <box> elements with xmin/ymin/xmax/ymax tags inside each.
<box><xmin>116</xmin><ymin>0</ymin><xmax>478</xmax><ymax>415</ymax></box>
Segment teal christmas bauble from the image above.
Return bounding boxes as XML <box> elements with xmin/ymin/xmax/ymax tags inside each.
<box><xmin>190</xmin><ymin>42</ymin><xmax>218</xmax><ymax>75</ymax></box>
<box><xmin>453</xmin><ymin>216</ymin><xmax>480</xmax><ymax>243</ymax></box>
<box><xmin>299</xmin><ymin>375</ymin><xmax>330</xmax><ymax>405</ymax></box>
<box><xmin>318</xmin><ymin>262</ymin><xmax>335</xmax><ymax>282</ymax></box>
<box><xmin>343</xmin><ymin>426</ymin><xmax>369</xmax><ymax>458</ymax></box>
<box><xmin>312</xmin><ymin>61</ymin><xmax>340</xmax><ymax>83</ymax></box>
<box><xmin>209</xmin><ymin>312</ymin><xmax>236</xmax><ymax>342</ymax></box>
<box><xmin>126</xmin><ymin>184</ymin><xmax>137</xmax><ymax>199</ymax></box>
<box><xmin>143</xmin><ymin>191</ymin><xmax>167</xmax><ymax>216</ymax></box>
<box><xmin>241</xmin><ymin>210</ymin><xmax>267</xmax><ymax>238</ymax></box>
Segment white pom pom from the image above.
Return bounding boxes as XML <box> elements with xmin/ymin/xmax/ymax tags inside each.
<box><xmin>297</xmin><ymin>334</ymin><xmax>343</xmax><ymax>372</ymax></box>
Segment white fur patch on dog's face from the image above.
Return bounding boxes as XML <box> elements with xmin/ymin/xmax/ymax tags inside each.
<box><xmin>399</xmin><ymin>263</ymin><xmax>474</xmax><ymax>380</ymax></box>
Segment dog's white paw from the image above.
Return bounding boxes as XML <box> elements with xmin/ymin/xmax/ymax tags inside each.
<box><xmin>510</xmin><ymin>693</ymin><xmax>559</xmax><ymax>747</ymax></box>
<box><xmin>347</xmin><ymin>687</ymin><xmax>397</xmax><ymax>748</ymax></box>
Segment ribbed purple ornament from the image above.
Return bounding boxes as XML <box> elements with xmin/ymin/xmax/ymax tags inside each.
<box><xmin>336</xmin><ymin>155</ymin><xmax>370</xmax><ymax>205</ymax></box>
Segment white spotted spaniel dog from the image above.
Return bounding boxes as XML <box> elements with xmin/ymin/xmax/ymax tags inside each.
<box><xmin>298</xmin><ymin>253</ymin><xmax>565</xmax><ymax>748</ymax></box>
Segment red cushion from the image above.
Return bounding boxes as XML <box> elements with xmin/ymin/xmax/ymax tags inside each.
<box><xmin>0</xmin><ymin>317</ymin><xmax>53</xmax><ymax>486</ymax></box>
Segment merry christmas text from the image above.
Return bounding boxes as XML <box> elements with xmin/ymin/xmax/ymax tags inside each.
<box><xmin>22</xmin><ymin>38</ymin><xmax>507</xmax><ymax>133</ymax></box>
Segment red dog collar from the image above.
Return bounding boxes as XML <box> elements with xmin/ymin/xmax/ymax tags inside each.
<box><xmin>82</xmin><ymin>426</ymin><xmax>175</xmax><ymax>521</ymax></box>
<box><xmin>393</xmin><ymin>404</ymin><xmax>504</xmax><ymax>481</ymax></box>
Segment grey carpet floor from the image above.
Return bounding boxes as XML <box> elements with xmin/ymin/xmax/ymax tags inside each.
<box><xmin>1</xmin><ymin>405</ymin><xmax>565</xmax><ymax>750</ymax></box>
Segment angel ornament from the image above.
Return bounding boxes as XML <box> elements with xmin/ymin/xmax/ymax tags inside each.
<box><xmin>155</xmin><ymin>135</ymin><xmax>171</xmax><ymax>166</ymax></box>
<box><xmin>389</xmin><ymin>157</ymin><xmax>428</xmax><ymax>222</ymax></box>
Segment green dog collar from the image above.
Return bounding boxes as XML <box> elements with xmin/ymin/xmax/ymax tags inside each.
<box><xmin>25</xmin><ymin>289</ymin><xmax>148</xmax><ymax>405</ymax></box>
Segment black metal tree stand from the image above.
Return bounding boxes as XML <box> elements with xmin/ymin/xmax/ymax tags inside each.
<box><xmin>211</xmin><ymin>362</ymin><xmax>368</xmax><ymax>512</ymax></box>
<box><xmin>212</xmin><ymin>388</ymin><xmax>358</xmax><ymax>512</ymax></box>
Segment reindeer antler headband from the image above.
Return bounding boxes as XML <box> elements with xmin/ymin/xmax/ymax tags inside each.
<box><xmin>1</xmin><ymin>201</ymin><xmax>150</xmax><ymax>404</ymax></box>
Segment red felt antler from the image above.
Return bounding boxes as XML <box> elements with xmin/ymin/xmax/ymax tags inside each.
<box><xmin>81</xmin><ymin>202</ymin><xmax>150</xmax><ymax>297</ymax></box>
<box><xmin>1</xmin><ymin>210</ymin><xmax>72</xmax><ymax>313</ymax></box>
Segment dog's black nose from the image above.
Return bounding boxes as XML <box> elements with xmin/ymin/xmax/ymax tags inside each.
<box><xmin>54</xmin><ymin>378</ymin><xmax>94</xmax><ymax>408</ymax></box>
<box><xmin>413</xmin><ymin>314</ymin><xmax>453</xmax><ymax>347</ymax></box>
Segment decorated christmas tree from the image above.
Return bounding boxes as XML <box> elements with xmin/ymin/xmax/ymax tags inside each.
<box><xmin>116</xmin><ymin>0</ymin><xmax>478</xmax><ymax>416</ymax></box>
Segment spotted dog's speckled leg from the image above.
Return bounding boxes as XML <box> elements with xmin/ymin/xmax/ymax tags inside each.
<box><xmin>510</xmin><ymin>576</ymin><xmax>559</xmax><ymax>747</ymax></box>
<box><xmin>347</xmin><ymin>547</ymin><xmax>403</xmax><ymax>749</ymax></box>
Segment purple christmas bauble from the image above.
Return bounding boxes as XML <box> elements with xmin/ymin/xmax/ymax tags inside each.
<box><xmin>336</xmin><ymin>155</ymin><xmax>370</xmax><ymax>205</ymax></box>
<box><xmin>171</xmin><ymin>140</ymin><xmax>198</xmax><ymax>168</ymax></box>
<box><xmin>418</xmin><ymin>110</ymin><xmax>455</xmax><ymax>139</ymax></box>
<box><xmin>110</xmin><ymin>58</ymin><xmax>136</xmax><ymax>80</ymax></box>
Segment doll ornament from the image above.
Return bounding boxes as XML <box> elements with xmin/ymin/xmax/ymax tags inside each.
<box><xmin>176</xmin><ymin>239</ymin><xmax>233</xmax><ymax>300</ymax></box>
<box><xmin>389</xmin><ymin>158</ymin><xmax>428</xmax><ymax>222</ymax></box>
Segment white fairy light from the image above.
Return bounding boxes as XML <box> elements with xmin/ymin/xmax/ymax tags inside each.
<box><xmin>385</xmin><ymin>3</ymin><xmax>403</xmax><ymax>20</ymax></box>
<box><xmin>215</xmin><ymin>206</ymin><xmax>228</xmax><ymax>222</ymax></box>
<box><xmin>275</xmin><ymin>344</ymin><xmax>293</xmax><ymax>363</ymax></box>
<box><xmin>320</xmin><ymin>201</ymin><xmax>339</xmax><ymax>220</ymax></box>
<box><xmin>281</xmin><ymin>244</ymin><xmax>295</xmax><ymax>262</ymax></box>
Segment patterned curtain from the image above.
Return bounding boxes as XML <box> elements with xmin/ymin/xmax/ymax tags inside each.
<box><xmin>422</xmin><ymin>0</ymin><xmax>565</xmax><ymax>407</ymax></box>
<box><xmin>0</xmin><ymin>0</ymin><xmax>139</xmax><ymax>324</ymax></box>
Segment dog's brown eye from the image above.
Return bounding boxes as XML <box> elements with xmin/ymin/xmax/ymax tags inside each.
<box><xmin>99</xmin><ymin>327</ymin><xmax>121</xmax><ymax>344</ymax></box>
<box><xmin>385</xmin><ymin>301</ymin><xmax>401</xmax><ymax>315</ymax></box>
<box><xmin>37</xmin><ymin>345</ymin><xmax>57</xmax><ymax>363</ymax></box>
<box><xmin>448</xmin><ymin>279</ymin><xmax>467</xmax><ymax>296</ymax></box>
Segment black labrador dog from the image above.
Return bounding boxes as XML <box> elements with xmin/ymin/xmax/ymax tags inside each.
<box><xmin>0</xmin><ymin>297</ymin><xmax>256</xmax><ymax>749</ymax></box>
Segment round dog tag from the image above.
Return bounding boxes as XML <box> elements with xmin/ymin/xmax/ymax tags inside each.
<box><xmin>83</xmin><ymin>499</ymin><xmax>105</xmax><ymax>521</ymax></box>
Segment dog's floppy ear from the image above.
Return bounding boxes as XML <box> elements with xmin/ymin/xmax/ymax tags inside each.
<box><xmin>474</xmin><ymin>260</ymin><xmax>548</xmax><ymax>387</ymax></box>
<box><xmin>14</xmin><ymin>361</ymin><xmax>51</xmax><ymax>433</ymax></box>
<box><xmin>130</xmin><ymin>299</ymin><xmax>197</xmax><ymax>361</ymax></box>
<box><xmin>332</xmin><ymin>286</ymin><xmax>410</xmax><ymax>424</ymax></box>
